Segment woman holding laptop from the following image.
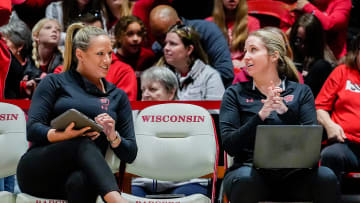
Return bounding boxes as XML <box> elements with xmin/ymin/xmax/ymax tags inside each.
<box><xmin>219</xmin><ymin>29</ymin><xmax>339</xmax><ymax>203</ymax></box>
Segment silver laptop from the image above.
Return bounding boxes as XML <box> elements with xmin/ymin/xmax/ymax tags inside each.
<box><xmin>253</xmin><ymin>125</ymin><xmax>323</xmax><ymax>169</ymax></box>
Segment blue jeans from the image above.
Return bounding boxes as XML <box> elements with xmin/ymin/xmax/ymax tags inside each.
<box><xmin>0</xmin><ymin>175</ymin><xmax>15</xmax><ymax>192</ymax></box>
<box><xmin>132</xmin><ymin>183</ymin><xmax>208</xmax><ymax>198</ymax></box>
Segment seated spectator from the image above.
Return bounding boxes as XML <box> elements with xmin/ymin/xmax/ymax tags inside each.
<box><xmin>132</xmin><ymin>66</ymin><xmax>210</xmax><ymax>197</ymax></box>
<box><xmin>16</xmin><ymin>23</ymin><xmax>136</xmax><ymax>203</ymax></box>
<box><xmin>0</xmin><ymin>0</ymin><xmax>14</xmax><ymax>192</ymax></box>
<box><xmin>289</xmin><ymin>13</ymin><xmax>334</xmax><ymax>97</ymax></box>
<box><xmin>206</xmin><ymin>0</ymin><xmax>260</xmax><ymax>72</ymax></box>
<box><xmin>113</xmin><ymin>15</ymin><xmax>155</xmax><ymax>100</ymax></box>
<box><xmin>220</xmin><ymin>28</ymin><xmax>338</xmax><ymax>203</ymax></box>
<box><xmin>317</xmin><ymin>33</ymin><xmax>360</xmax><ymax>184</ymax></box>
<box><xmin>140</xmin><ymin>66</ymin><xmax>178</xmax><ymax>101</ymax></box>
<box><xmin>103</xmin><ymin>0</ymin><xmax>133</xmax><ymax>41</ymax></box>
<box><xmin>0</xmin><ymin>17</ymin><xmax>34</xmax><ymax>99</ymax></box>
<box><xmin>157</xmin><ymin>24</ymin><xmax>225</xmax><ymax>101</ymax></box>
<box><xmin>295</xmin><ymin>0</ymin><xmax>351</xmax><ymax>59</ymax></box>
<box><xmin>46</xmin><ymin>0</ymin><xmax>106</xmax><ymax>47</ymax></box>
<box><xmin>0</xmin><ymin>0</ymin><xmax>11</xmax><ymax>100</ymax></box>
<box><xmin>149</xmin><ymin>5</ymin><xmax>234</xmax><ymax>87</ymax></box>
<box><xmin>22</xmin><ymin>18</ymin><xmax>63</xmax><ymax>97</ymax></box>
<box><xmin>132</xmin><ymin>0</ymin><xmax>171</xmax><ymax>48</ymax></box>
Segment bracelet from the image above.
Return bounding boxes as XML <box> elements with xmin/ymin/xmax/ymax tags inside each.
<box><xmin>107</xmin><ymin>131</ymin><xmax>120</xmax><ymax>144</ymax></box>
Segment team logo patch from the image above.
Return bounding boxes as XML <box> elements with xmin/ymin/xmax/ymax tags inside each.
<box><xmin>100</xmin><ymin>98</ymin><xmax>109</xmax><ymax>110</ymax></box>
<box><xmin>284</xmin><ymin>95</ymin><xmax>294</xmax><ymax>103</ymax></box>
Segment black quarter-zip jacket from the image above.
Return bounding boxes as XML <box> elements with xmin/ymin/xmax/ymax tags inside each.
<box><xmin>26</xmin><ymin>69</ymin><xmax>137</xmax><ymax>163</ymax></box>
<box><xmin>219</xmin><ymin>79</ymin><xmax>317</xmax><ymax>167</ymax></box>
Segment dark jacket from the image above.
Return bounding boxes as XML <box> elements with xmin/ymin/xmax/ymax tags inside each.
<box><xmin>219</xmin><ymin>79</ymin><xmax>317</xmax><ymax>166</ymax></box>
<box><xmin>23</xmin><ymin>50</ymin><xmax>63</xmax><ymax>79</ymax></box>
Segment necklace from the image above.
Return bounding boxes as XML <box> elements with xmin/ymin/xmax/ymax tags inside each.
<box><xmin>99</xmin><ymin>79</ymin><xmax>106</xmax><ymax>93</ymax></box>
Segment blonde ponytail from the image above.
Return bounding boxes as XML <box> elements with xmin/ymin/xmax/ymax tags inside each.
<box><xmin>62</xmin><ymin>23</ymin><xmax>85</xmax><ymax>72</ymax></box>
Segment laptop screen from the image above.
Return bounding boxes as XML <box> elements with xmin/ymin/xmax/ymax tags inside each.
<box><xmin>253</xmin><ymin>125</ymin><xmax>323</xmax><ymax>169</ymax></box>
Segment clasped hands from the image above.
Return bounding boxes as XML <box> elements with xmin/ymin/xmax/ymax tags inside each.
<box><xmin>258</xmin><ymin>81</ymin><xmax>288</xmax><ymax>121</ymax></box>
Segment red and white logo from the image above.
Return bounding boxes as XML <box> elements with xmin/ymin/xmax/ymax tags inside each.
<box><xmin>100</xmin><ymin>98</ymin><xmax>110</xmax><ymax>110</ymax></box>
<box><xmin>284</xmin><ymin>95</ymin><xmax>294</xmax><ymax>103</ymax></box>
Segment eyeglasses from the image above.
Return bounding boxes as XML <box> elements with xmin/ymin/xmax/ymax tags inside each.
<box><xmin>168</xmin><ymin>23</ymin><xmax>193</xmax><ymax>39</ymax></box>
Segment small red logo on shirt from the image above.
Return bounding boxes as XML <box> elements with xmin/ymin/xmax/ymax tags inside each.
<box><xmin>284</xmin><ymin>95</ymin><xmax>294</xmax><ymax>102</ymax></box>
<box><xmin>100</xmin><ymin>98</ymin><xmax>109</xmax><ymax>110</ymax></box>
<box><xmin>246</xmin><ymin>98</ymin><xmax>254</xmax><ymax>103</ymax></box>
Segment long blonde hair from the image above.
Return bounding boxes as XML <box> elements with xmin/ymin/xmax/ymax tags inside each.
<box><xmin>31</xmin><ymin>18</ymin><xmax>63</xmax><ymax>69</ymax></box>
<box><xmin>62</xmin><ymin>23</ymin><xmax>108</xmax><ymax>72</ymax></box>
<box><xmin>212</xmin><ymin>0</ymin><xmax>249</xmax><ymax>52</ymax></box>
<box><xmin>250</xmin><ymin>29</ymin><xmax>300</xmax><ymax>82</ymax></box>
<box><xmin>104</xmin><ymin>0</ymin><xmax>132</xmax><ymax>22</ymax></box>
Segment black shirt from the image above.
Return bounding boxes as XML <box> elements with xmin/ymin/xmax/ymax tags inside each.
<box><xmin>219</xmin><ymin>79</ymin><xmax>317</xmax><ymax>166</ymax></box>
<box><xmin>27</xmin><ymin>69</ymin><xmax>137</xmax><ymax>163</ymax></box>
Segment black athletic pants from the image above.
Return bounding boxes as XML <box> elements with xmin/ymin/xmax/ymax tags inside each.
<box><xmin>223</xmin><ymin>165</ymin><xmax>340</xmax><ymax>203</ymax></box>
<box><xmin>17</xmin><ymin>137</ymin><xmax>119</xmax><ymax>203</ymax></box>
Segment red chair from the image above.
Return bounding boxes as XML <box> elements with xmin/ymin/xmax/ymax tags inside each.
<box><xmin>247</xmin><ymin>0</ymin><xmax>297</xmax><ymax>31</ymax></box>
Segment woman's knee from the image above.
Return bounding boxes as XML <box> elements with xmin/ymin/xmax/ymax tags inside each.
<box><xmin>321</xmin><ymin>143</ymin><xmax>347</xmax><ymax>164</ymax></box>
<box><xmin>223</xmin><ymin>166</ymin><xmax>263</xmax><ymax>196</ymax></box>
<box><xmin>316</xmin><ymin>167</ymin><xmax>338</xmax><ymax>186</ymax></box>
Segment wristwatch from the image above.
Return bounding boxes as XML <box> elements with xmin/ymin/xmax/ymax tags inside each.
<box><xmin>107</xmin><ymin>131</ymin><xmax>120</xmax><ymax>144</ymax></box>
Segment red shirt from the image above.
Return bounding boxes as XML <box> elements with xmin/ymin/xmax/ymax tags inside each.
<box><xmin>106</xmin><ymin>53</ymin><xmax>137</xmax><ymax>101</ymax></box>
<box><xmin>116</xmin><ymin>47</ymin><xmax>155</xmax><ymax>73</ymax></box>
<box><xmin>315</xmin><ymin>64</ymin><xmax>360</xmax><ymax>143</ymax></box>
<box><xmin>302</xmin><ymin>0</ymin><xmax>351</xmax><ymax>59</ymax></box>
<box><xmin>205</xmin><ymin>16</ymin><xmax>260</xmax><ymax>62</ymax></box>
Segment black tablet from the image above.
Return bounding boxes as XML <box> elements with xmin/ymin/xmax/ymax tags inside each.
<box><xmin>50</xmin><ymin>108</ymin><xmax>103</xmax><ymax>132</ymax></box>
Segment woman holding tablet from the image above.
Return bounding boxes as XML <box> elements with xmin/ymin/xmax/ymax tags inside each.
<box><xmin>219</xmin><ymin>29</ymin><xmax>339</xmax><ymax>203</ymax></box>
<box><xmin>16</xmin><ymin>23</ymin><xmax>136</xmax><ymax>203</ymax></box>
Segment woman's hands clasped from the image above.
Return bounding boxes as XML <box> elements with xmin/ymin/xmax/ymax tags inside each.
<box><xmin>258</xmin><ymin>81</ymin><xmax>288</xmax><ymax>121</ymax></box>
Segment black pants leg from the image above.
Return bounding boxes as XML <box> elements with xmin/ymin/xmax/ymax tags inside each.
<box><xmin>17</xmin><ymin>137</ymin><xmax>119</xmax><ymax>202</ymax></box>
<box><xmin>223</xmin><ymin>165</ymin><xmax>268</xmax><ymax>203</ymax></box>
<box><xmin>320</xmin><ymin>141</ymin><xmax>360</xmax><ymax>182</ymax></box>
<box><xmin>281</xmin><ymin>167</ymin><xmax>340</xmax><ymax>203</ymax></box>
<box><xmin>223</xmin><ymin>165</ymin><xmax>339</xmax><ymax>203</ymax></box>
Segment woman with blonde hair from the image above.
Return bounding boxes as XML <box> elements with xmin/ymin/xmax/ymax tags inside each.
<box><xmin>219</xmin><ymin>28</ymin><xmax>338</xmax><ymax>203</ymax></box>
<box><xmin>206</xmin><ymin>0</ymin><xmax>260</xmax><ymax>71</ymax></box>
<box><xmin>104</xmin><ymin>0</ymin><xmax>133</xmax><ymax>39</ymax></box>
<box><xmin>23</xmin><ymin>18</ymin><xmax>63</xmax><ymax>81</ymax></box>
<box><xmin>17</xmin><ymin>23</ymin><xmax>136</xmax><ymax>203</ymax></box>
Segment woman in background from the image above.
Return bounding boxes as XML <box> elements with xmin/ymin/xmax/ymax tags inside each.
<box><xmin>289</xmin><ymin>13</ymin><xmax>335</xmax><ymax>97</ymax></box>
<box><xmin>206</xmin><ymin>0</ymin><xmax>260</xmax><ymax>72</ymax></box>
<box><xmin>158</xmin><ymin>24</ymin><xmax>225</xmax><ymax>101</ymax></box>
<box><xmin>46</xmin><ymin>0</ymin><xmax>106</xmax><ymax>47</ymax></box>
<box><xmin>0</xmin><ymin>17</ymin><xmax>34</xmax><ymax>99</ymax></box>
